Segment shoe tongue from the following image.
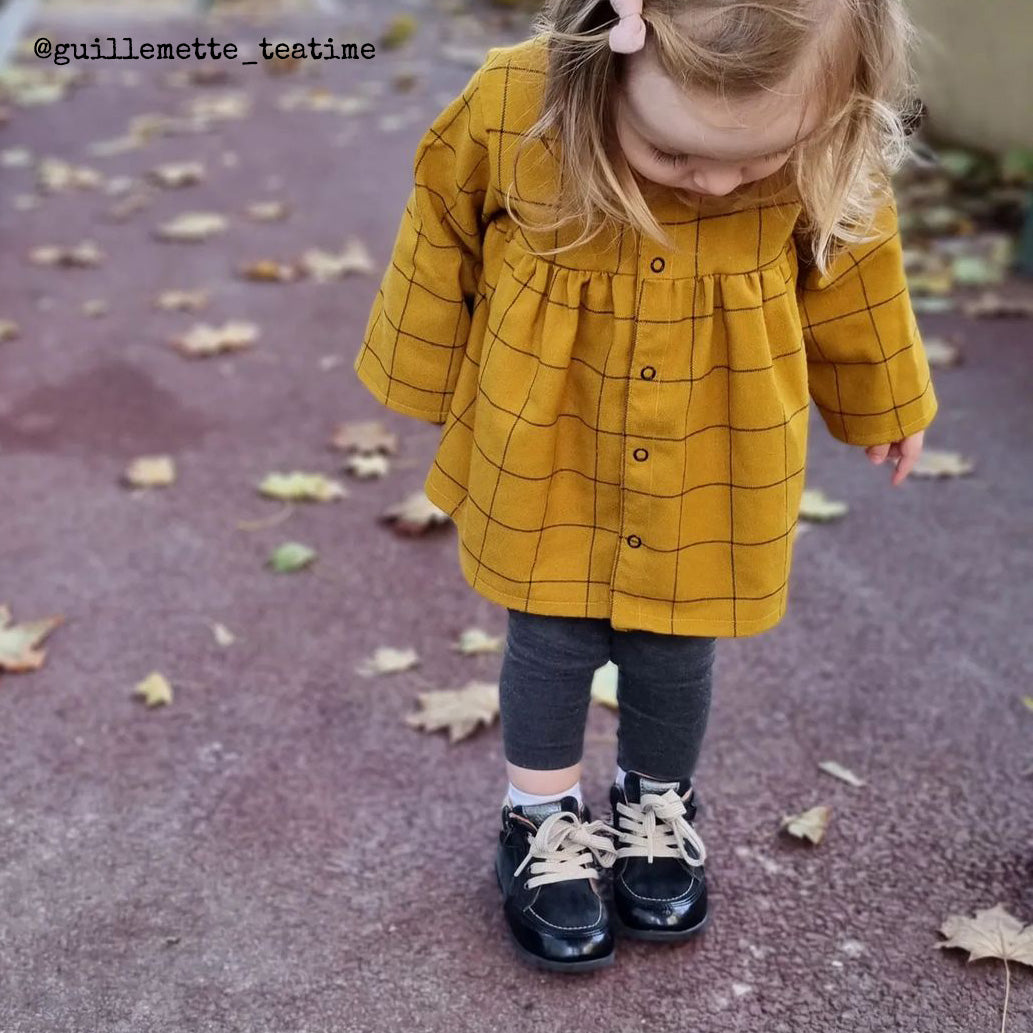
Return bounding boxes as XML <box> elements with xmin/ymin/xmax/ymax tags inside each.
<box><xmin>519</xmin><ymin>795</ymin><xmax>580</xmax><ymax>825</ymax></box>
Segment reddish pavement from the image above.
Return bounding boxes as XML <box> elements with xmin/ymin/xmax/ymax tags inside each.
<box><xmin>1</xmin><ymin>6</ymin><xmax>1031</xmax><ymax>1032</ymax></box>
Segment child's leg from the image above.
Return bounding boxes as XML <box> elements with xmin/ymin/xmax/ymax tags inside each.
<box><xmin>499</xmin><ymin>608</ymin><xmax>612</xmax><ymax>798</ymax></box>
<box><xmin>608</xmin><ymin>630</ymin><xmax>717</xmax><ymax>781</ymax></box>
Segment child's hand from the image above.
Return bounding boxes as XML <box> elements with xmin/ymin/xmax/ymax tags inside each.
<box><xmin>865</xmin><ymin>430</ymin><xmax>924</xmax><ymax>487</ymax></box>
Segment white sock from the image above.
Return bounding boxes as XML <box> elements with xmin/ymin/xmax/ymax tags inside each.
<box><xmin>614</xmin><ymin>763</ymin><xmax>629</xmax><ymax>788</ymax></box>
<box><xmin>505</xmin><ymin>779</ymin><xmax>583</xmax><ymax>809</ymax></box>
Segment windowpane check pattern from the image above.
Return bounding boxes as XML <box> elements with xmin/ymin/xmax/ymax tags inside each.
<box><xmin>354</xmin><ymin>37</ymin><xmax>939</xmax><ymax>637</ymax></box>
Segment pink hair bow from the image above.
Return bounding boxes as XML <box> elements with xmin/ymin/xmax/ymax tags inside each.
<box><xmin>608</xmin><ymin>0</ymin><xmax>646</xmax><ymax>53</ymax></box>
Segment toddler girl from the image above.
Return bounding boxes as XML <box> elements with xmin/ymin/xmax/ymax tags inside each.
<box><xmin>353</xmin><ymin>0</ymin><xmax>938</xmax><ymax>973</ymax></box>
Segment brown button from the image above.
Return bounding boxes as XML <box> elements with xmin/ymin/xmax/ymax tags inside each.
<box><xmin>633</xmin><ymin>447</ymin><xmax>648</xmax><ymax>461</ymax></box>
<box><xmin>640</xmin><ymin>366</ymin><xmax>656</xmax><ymax>380</ymax></box>
<box><xmin>627</xmin><ymin>534</ymin><xmax>641</xmax><ymax>548</ymax></box>
<box><xmin>650</xmin><ymin>256</ymin><xmax>665</xmax><ymax>273</ymax></box>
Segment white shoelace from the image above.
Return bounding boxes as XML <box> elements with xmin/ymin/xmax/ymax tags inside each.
<box><xmin>614</xmin><ymin>788</ymin><xmax>706</xmax><ymax>867</ymax></box>
<box><xmin>512</xmin><ymin>810</ymin><xmax>621</xmax><ymax>889</ymax></box>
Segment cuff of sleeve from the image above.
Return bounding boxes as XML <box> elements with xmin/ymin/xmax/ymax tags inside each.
<box><xmin>815</xmin><ymin>387</ymin><xmax>939</xmax><ymax>447</ymax></box>
<box><xmin>353</xmin><ymin>350</ymin><xmax>449</xmax><ymax>425</ymax></box>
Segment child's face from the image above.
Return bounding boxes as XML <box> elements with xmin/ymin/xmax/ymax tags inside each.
<box><xmin>614</xmin><ymin>47</ymin><xmax>823</xmax><ymax>197</ymax></box>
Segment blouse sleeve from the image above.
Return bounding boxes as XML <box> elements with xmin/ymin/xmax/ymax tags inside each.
<box><xmin>353</xmin><ymin>63</ymin><xmax>492</xmax><ymax>425</ymax></box>
<box><xmin>794</xmin><ymin>194</ymin><xmax>939</xmax><ymax>447</ymax></box>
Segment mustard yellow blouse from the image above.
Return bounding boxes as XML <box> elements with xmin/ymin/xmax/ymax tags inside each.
<box><xmin>353</xmin><ymin>36</ymin><xmax>939</xmax><ymax>637</ymax></box>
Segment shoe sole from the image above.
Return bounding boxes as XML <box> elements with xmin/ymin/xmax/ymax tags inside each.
<box><xmin>612</xmin><ymin>906</ymin><xmax>711</xmax><ymax>942</ymax></box>
<box><xmin>494</xmin><ymin>859</ymin><xmax>616</xmax><ymax>973</ymax></box>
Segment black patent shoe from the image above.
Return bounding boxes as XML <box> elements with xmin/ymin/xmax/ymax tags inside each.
<box><xmin>608</xmin><ymin>771</ymin><xmax>709</xmax><ymax>941</ymax></box>
<box><xmin>494</xmin><ymin>795</ymin><xmax>621</xmax><ymax>972</ymax></box>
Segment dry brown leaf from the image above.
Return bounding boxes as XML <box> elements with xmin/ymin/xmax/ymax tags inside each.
<box><xmin>0</xmin><ymin>604</ymin><xmax>64</xmax><ymax>674</ymax></box>
<box><xmin>81</xmin><ymin>299</ymin><xmax>109</xmax><ymax>318</ymax></box>
<box><xmin>911</xmin><ymin>449</ymin><xmax>975</xmax><ymax>478</ymax></box>
<box><xmin>170</xmin><ymin>321</ymin><xmax>258</xmax><ymax>357</ymax></box>
<box><xmin>330</xmin><ymin>419</ymin><xmax>399</xmax><ymax>456</ymax></box>
<box><xmin>380</xmin><ymin>490</ymin><xmax>451</xmax><ymax>535</ymax></box>
<box><xmin>403</xmin><ymin>680</ymin><xmax>500</xmax><ymax>743</ymax></box>
<box><xmin>780</xmin><ymin>804</ymin><xmax>831</xmax><ymax>844</ymax></box>
<box><xmin>240</xmin><ymin>259</ymin><xmax>300</xmax><ymax>283</ymax></box>
<box><xmin>123</xmin><ymin>455</ymin><xmax>176</xmax><ymax>488</ymax></box>
<box><xmin>0</xmin><ymin>319</ymin><xmax>20</xmax><ymax>342</ymax></box>
<box><xmin>355</xmin><ymin>646</ymin><xmax>419</xmax><ymax>676</ymax></box>
<box><xmin>105</xmin><ymin>189</ymin><xmax>154</xmax><ymax>222</ymax></box>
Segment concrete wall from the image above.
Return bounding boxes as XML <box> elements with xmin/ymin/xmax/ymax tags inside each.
<box><xmin>908</xmin><ymin>0</ymin><xmax>1033</xmax><ymax>153</ymax></box>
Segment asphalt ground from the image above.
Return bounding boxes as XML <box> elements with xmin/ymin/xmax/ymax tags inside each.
<box><xmin>1</xmin><ymin>5</ymin><xmax>1032</xmax><ymax>1032</ymax></box>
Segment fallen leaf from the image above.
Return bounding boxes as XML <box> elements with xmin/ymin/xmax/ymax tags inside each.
<box><xmin>590</xmin><ymin>661</ymin><xmax>619</xmax><ymax>709</ymax></box>
<box><xmin>404</xmin><ymin>680</ymin><xmax>500</xmax><ymax>743</ymax></box>
<box><xmin>453</xmin><ymin>628</ymin><xmax>505</xmax><ymax>655</ymax></box>
<box><xmin>922</xmin><ymin>335</ymin><xmax>963</xmax><ymax>367</ymax></box>
<box><xmin>298</xmin><ymin>238</ymin><xmax>375</xmax><ymax>281</ymax></box>
<box><xmin>381</xmin><ymin>14</ymin><xmax>419</xmax><ymax>49</ymax></box>
<box><xmin>330</xmin><ymin>419</ymin><xmax>399</xmax><ymax>456</ymax></box>
<box><xmin>28</xmin><ymin>240</ymin><xmax>103</xmax><ymax>267</ymax></box>
<box><xmin>81</xmin><ymin>298</ymin><xmax>109</xmax><ymax>318</ymax></box>
<box><xmin>962</xmin><ymin>291</ymin><xmax>1033</xmax><ymax>319</ymax></box>
<box><xmin>240</xmin><ymin>259</ymin><xmax>300</xmax><ymax>282</ymax></box>
<box><xmin>154</xmin><ymin>288</ymin><xmax>209</xmax><ymax>312</ymax></box>
<box><xmin>799</xmin><ymin>487</ymin><xmax>849</xmax><ymax>522</ymax></box>
<box><xmin>123</xmin><ymin>455</ymin><xmax>176</xmax><ymax>488</ymax></box>
<box><xmin>258</xmin><ymin>471</ymin><xmax>347</xmax><ymax>502</ymax></box>
<box><xmin>170</xmin><ymin>320</ymin><xmax>258</xmax><ymax>357</ymax></box>
<box><xmin>154</xmin><ymin>211</ymin><xmax>228</xmax><ymax>242</ymax></box>
<box><xmin>36</xmin><ymin>156</ymin><xmax>103</xmax><ymax>192</ymax></box>
<box><xmin>936</xmin><ymin>903</ymin><xmax>1033</xmax><ymax>967</ymax></box>
<box><xmin>0</xmin><ymin>319</ymin><xmax>20</xmax><ymax>342</ymax></box>
<box><xmin>0</xmin><ymin>604</ymin><xmax>64</xmax><ymax>673</ymax></box>
<box><xmin>211</xmin><ymin>622</ymin><xmax>235</xmax><ymax>646</ymax></box>
<box><xmin>245</xmin><ymin>200</ymin><xmax>290</xmax><ymax>221</ymax></box>
<box><xmin>266</xmin><ymin>541</ymin><xmax>317</xmax><ymax>572</ymax></box>
<box><xmin>380</xmin><ymin>490</ymin><xmax>452</xmax><ymax>535</ymax></box>
<box><xmin>355</xmin><ymin>646</ymin><xmax>419</xmax><ymax>676</ymax></box>
<box><xmin>147</xmin><ymin>161</ymin><xmax>206</xmax><ymax>187</ymax></box>
<box><xmin>817</xmin><ymin>760</ymin><xmax>866</xmax><ymax>787</ymax></box>
<box><xmin>133</xmin><ymin>671</ymin><xmax>173</xmax><ymax>707</ymax></box>
<box><xmin>780</xmin><ymin>804</ymin><xmax>831</xmax><ymax>845</ymax></box>
<box><xmin>343</xmin><ymin>451</ymin><xmax>390</xmax><ymax>479</ymax></box>
<box><xmin>911</xmin><ymin>449</ymin><xmax>975</xmax><ymax>478</ymax></box>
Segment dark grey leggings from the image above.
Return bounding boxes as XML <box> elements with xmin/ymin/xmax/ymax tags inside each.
<box><xmin>499</xmin><ymin>608</ymin><xmax>717</xmax><ymax>782</ymax></box>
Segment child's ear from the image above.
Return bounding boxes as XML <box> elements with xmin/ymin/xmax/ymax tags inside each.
<box><xmin>901</xmin><ymin>95</ymin><xmax>927</xmax><ymax>137</ymax></box>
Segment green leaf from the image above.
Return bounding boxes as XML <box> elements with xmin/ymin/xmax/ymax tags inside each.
<box><xmin>267</xmin><ymin>541</ymin><xmax>317</xmax><ymax>572</ymax></box>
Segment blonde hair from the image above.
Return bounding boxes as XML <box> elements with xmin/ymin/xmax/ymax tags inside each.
<box><xmin>505</xmin><ymin>0</ymin><xmax>923</xmax><ymax>277</ymax></box>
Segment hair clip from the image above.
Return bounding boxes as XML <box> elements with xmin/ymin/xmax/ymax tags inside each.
<box><xmin>608</xmin><ymin>0</ymin><xmax>646</xmax><ymax>54</ymax></box>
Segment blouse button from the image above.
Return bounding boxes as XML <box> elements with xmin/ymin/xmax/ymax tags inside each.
<box><xmin>640</xmin><ymin>366</ymin><xmax>656</xmax><ymax>380</ymax></box>
<box><xmin>627</xmin><ymin>534</ymin><xmax>642</xmax><ymax>548</ymax></box>
<box><xmin>650</xmin><ymin>256</ymin><xmax>665</xmax><ymax>273</ymax></box>
<box><xmin>633</xmin><ymin>447</ymin><xmax>648</xmax><ymax>461</ymax></box>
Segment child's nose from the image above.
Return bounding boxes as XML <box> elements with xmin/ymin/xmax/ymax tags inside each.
<box><xmin>687</xmin><ymin>168</ymin><xmax>743</xmax><ymax>196</ymax></box>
